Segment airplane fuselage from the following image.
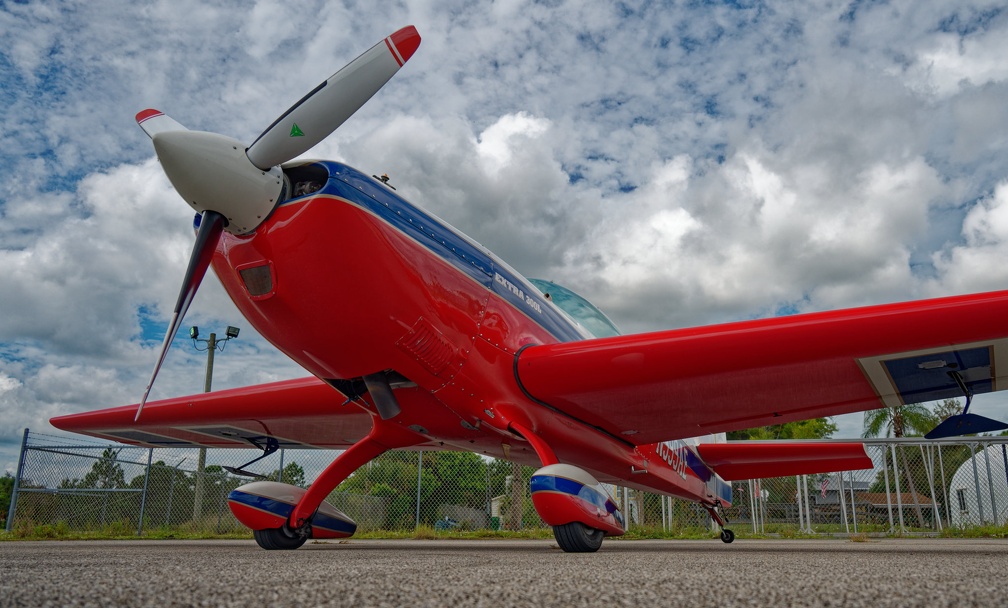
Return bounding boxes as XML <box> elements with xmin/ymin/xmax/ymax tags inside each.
<box><xmin>211</xmin><ymin>160</ymin><xmax>731</xmax><ymax>508</ymax></box>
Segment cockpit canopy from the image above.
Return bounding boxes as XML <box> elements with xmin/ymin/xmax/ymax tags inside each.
<box><xmin>528</xmin><ymin>279</ymin><xmax>620</xmax><ymax>339</ymax></box>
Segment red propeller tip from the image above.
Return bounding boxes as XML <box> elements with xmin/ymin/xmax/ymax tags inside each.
<box><xmin>389</xmin><ymin>25</ymin><xmax>421</xmax><ymax>65</ymax></box>
<box><xmin>136</xmin><ymin>108</ymin><xmax>163</xmax><ymax>124</ymax></box>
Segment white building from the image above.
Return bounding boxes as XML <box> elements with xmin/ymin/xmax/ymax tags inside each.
<box><xmin>947</xmin><ymin>445</ymin><xmax>1008</xmax><ymax>528</ymax></box>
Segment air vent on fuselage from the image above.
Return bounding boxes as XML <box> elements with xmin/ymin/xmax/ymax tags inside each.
<box><xmin>396</xmin><ymin>317</ymin><xmax>455</xmax><ymax>376</ymax></box>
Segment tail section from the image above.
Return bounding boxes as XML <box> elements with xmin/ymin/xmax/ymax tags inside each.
<box><xmin>694</xmin><ymin>440</ymin><xmax>873</xmax><ymax>481</ymax></box>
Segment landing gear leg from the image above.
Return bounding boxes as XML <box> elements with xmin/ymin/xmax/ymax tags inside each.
<box><xmin>705</xmin><ymin>502</ymin><xmax>734</xmax><ymax>544</ymax></box>
<box><xmin>271</xmin><ymin>419</ymin><xmax>422</xmax><ymax>546</ymax></box>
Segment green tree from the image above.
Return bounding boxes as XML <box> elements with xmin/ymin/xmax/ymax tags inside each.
<box><xmin>125</xmin><ymin>460</ymin><xmax>194</xmax><ymax>527</ymax></box>
<box><xmin>339</xmin><ymin>451</ymin><xmax>426</xmax><ymax>529</ymax></box>
<box><xmin>863</xmin><ymin>402</ymin><xmax>936</xmax><ymax>527</ymax></box>
<box><xmin>1</xmin><ymin>472</ymin><xmax>13</xmax><ymax>527</ymax></box>
<box><xmin>81</xmin><ymin>448</ymin><xmax>126</xmax><ymax>489</ymax></box>
<box><xmin>932</xmin><ymin>398</ymin><xmax>963</xmax><ymax>423</ymax></box>
<box><xmin>337</xmin><ymin>451</ymin><xmax>506</xmax><ymax>530</ymax></box>
<box><xmin>727</xmin><ymin>418</ymin><xmax>838</xmax><ymax>440</ymax></box>
<box><xmin>268</xmin><ymin>462</ymin><xmax>306</xmax><ymax>488</ymax></box>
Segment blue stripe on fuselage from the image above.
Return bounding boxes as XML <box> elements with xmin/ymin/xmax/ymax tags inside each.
<box><xmin>716</xmin><ymin>477</ymin><xmax>732</xmax><ymax>504</ymax></box>
<box><xmin>682</xmin><ymin>443</ymin><xmax>713</xmax><ymax>482</ymax></box>
<box><xmin>678</xmin><ymin>442</ymin><xmax>730</xmax><ymax>504</ymax></box>
<box><xmin>284</xmin><ymin>162</ymin><xmax>585</xmax><ymax>343</ymax></box>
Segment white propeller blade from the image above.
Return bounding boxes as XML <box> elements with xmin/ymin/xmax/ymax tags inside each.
<box><xmin>246</xmin><ymin>25</ymin><xmax>421</xmax><ymax>170</ymax></box>
<box><xmin>136</xmin><ymin>109</ymin><xmax>188</xmax><ymax>138</ymax></box>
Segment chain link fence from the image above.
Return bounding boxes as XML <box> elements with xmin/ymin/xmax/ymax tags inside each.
<box><xmin>6</xmin><ymin>430</ymin><xmax>1008</xmax><ymax>537</ymax></box>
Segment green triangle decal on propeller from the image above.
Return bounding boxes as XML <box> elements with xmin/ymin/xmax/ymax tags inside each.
<box><xmin>290</xmin><ymin>123</ymin><xmax>305</xmax><ymax>137</ymax></box>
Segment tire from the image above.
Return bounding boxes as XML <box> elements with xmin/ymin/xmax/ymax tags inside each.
<box><xmin>720</xmin><ymin>528</ymin><xmax>735</xmax><ymax>544</ymax></box>
<box><xmin>253</xmin><ymin>525</ymin><xmax>308</xmax><ymax>550</ymax></box>
<box><xmin>553</xmin><ymin>522</ymin><xmax>605</xmax><ymax>553</ymax></box>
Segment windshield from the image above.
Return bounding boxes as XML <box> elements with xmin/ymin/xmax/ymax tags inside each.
<box><xmin>528</xmin><ymin>279</ymin><xmax>621</xmax><ymax>339</ymax></box>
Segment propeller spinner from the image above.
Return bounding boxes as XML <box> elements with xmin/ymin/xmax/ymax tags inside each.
<box><xmin>134</xmin><ymin>26</ymin><xmax>421</xmax><ymax>420</ymax></box>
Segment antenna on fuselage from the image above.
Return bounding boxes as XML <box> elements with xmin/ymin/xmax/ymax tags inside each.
<box><xmin>372</xmin><ymin>173</ymin><xmax>397</xmax><ymax>190</ymax></box>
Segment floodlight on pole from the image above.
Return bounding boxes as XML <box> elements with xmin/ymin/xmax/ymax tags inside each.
<box><xmin>190</xmin><ymin>324</ymin><xmax>239</xmax><ymax>521</ymax></box>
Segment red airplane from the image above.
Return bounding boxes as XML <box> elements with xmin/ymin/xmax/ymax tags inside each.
<box><xmin>51</xmin><ymin>25</ymin><xmax>1008</xmax><ymax>552</ymax></box>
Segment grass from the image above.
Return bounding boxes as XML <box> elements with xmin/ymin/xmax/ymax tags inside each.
<box><xmin>939</xmin><ymin>523</ymin><xmax>1008</xmax><ymax>539</ymax></box>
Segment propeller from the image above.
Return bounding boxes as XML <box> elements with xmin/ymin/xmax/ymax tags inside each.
<box><xmin>136</xmin><ymin>210</ymin><xmax>225</xmax><ymax>421</ymax></box>
<box><xmin>133</xmin><ymin>26</ymin><xmax>421</xmax><ymax>420</ymax></box>
<box><xmin>247</xmin><ymin>26</ymin><xmax>421</xmax><ymax>170</ymax></box>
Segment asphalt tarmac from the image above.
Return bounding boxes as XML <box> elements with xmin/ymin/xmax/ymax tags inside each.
<box><xmin>2</xmin><ymin>538</ymin><xmax>1006</xmax><ymax>607</ymax></box>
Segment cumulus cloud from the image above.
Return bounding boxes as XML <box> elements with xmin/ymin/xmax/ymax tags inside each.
<box><xmin>931</xmin><ymin>181</ymin><xmax>1008</xmax><ymax>293</ymax></box>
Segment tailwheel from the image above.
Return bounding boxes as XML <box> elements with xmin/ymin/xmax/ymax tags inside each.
<box><xmin>253</xmin><ymin>524</ymin><xmax>309</xmax><ymax>550</ymax></box>
<box><xmin>553</xmin><ymin>522</ymin><xmax>605</xmax><ymax>553</ymax></box>
<box><xmin>706</xmin><ymin>501</ymin><xmax>734</xmax><ymax>544</ymax></box>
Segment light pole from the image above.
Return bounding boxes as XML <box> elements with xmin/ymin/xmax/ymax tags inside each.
<box><xmin>190</xmin><ymin>325</ymin><xmax>240</xmax><ymax>522</ymax></box>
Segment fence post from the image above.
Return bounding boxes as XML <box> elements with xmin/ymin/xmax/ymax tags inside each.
<box><xmin>137</xmin><ymin>447</ymin><xmax>154</xmax><ymax>535</ymax></box>
<box><xmin>802</xmin><ymin>475</ymin><xmax>813</xmax><ymax>532</ymax></box>
<box><xmin>484</xmin><ymin>460</ymin><xmax>491</xmax><ymax>520</ymax></box>
<box><xmin>970</xmin><ymin>444</ymin><xmax>985</xmax><ymax>524</ymax></box>
<box><xmin>848</xmin><ymin>471</ymin><xmax>858</xmax><ymax>534</ymax></box>
<box><xmin>983</xmin><ymin>444</ymin><xmax>998</xmax><ymax>525</ymax></box>
<box><xmin>837</xmin><ymin>472</ymin><xmax>849</xmax><ymax>533</ymax></box>
<box><xmin>938</xmin><ymin>446</ymin><xmax>951</xmax><ymax>526</ymax></box>
<box><xmin>5</xmin><ymin>428</ymin><xmax>29</xmax><ymax>532</ymax></box>
<box><xmin>277</xmin><ymin>449</ymin><xmax>285</xmax><ymax>483</ymax></box>
<box><xmin>415</xmin><ymin>451</ymin><xmax>423</xmax><ymax>529</ymax></box>
<box><xmin>794</xmin><ymin>476</ymin><xmax>802</xmax><ymax>533</ymax></box>
<box><xmin>891</xmin><ymin>444</ymin><xmax>906</xmax><ymax>533</ymax></box>
<box><xmin>661</xmin><ymin>493</ymin><xmax>667</xmax><ymax>531</ymax></box>
<box><xmin>216</xmin><ymin>480</ymin><xmax>226</xmax><ymax>533</ymax></box>
<box><xmin>880</xmin><ymin>446</ymin><xmax>893</xmax><ymax>533</ymax></box>
<box><xmin>1003</xmin><ymin>445</ymin><xmax>1008</xmax><ymax>524</ymax></box>
<box><xmin>921</xmin><ymin>444</ymin><xmax>941</xmax><ymax>532</ymax></box>
<box><xmin>747</xmin><ymin>479</ymin><xmax>757</xmax><ymax>534</ymax></box>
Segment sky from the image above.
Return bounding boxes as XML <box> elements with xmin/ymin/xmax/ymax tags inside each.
<box><xmin>3</xmin><ymin>0</ymin><xmax>1008</xmax><ymax>473</ymax></box>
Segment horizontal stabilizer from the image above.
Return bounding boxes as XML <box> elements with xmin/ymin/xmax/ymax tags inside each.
<box><xmin>924</xmin><ymin>413</ymin><xmax>1008</xmax><ymax>439</ymax></box>
<box><xmin>696</xmin><ymin>441</ymin><xmax>873</xmax><ymax>481</ymax></box>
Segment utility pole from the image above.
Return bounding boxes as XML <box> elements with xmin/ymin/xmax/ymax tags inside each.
<box><xmin>191</xmin><ymin>325</ymin><xmax>239</xmax><ymax>522</ymax></box>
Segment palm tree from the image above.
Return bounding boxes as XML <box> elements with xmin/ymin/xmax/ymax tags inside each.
<box><xmin>862</xmin><ymin>403</ymin><xmax>936</xmax><ymax>528</ymax></box>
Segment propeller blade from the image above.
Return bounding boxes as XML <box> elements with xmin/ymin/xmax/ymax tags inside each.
<box><xmin>245</xmin><ymin>25</ymin><xmax>421</xmax><ymax>170</ymax></box>
<box><xmin>136</xmin><ymin>109</ymin><xmax>188</xmax><ymax>139</ymax></box>
<box><xmin>136</xmin><ymin>210</ymin><xmax>227</xmax><ymax>421</ymax></box>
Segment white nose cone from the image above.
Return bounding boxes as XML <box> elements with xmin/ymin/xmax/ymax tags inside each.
<box><xmin>153</xmin><ymin>131</ymin><xmax>284</xmax><ymax>234</ymax></box>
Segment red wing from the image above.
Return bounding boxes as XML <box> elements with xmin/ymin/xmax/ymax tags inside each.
<box><xmin>695</xmin><ymin>441</ymin><xmax>873</xmax><ymax>481</ymax></box>
<box><xmin>516</xmin><ymin>289</ymin><xmax>1008</xmax><ymax>444</ymax></box>
<box><xmin>50</xmin><ymin>377</ymin><xmax>374</xmax><ymax>449</ymax></box>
